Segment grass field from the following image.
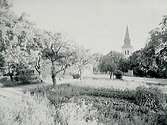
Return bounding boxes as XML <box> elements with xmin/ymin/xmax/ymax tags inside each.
<box><xmin>56</xmin><ymin>74</ymin><xmax>167</xmax><ymax>93</ymax></box>
<box><xmin>0</xmin><ymin>74</ymin><xmax>167</xmax><ymax>125</ymax></box>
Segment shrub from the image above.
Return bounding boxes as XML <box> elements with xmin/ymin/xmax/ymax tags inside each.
<box><xmin>114</xmin><ymin>70</ymin><xmax>123</xmax><ymax>79</ymax></box>
<box><xmin>135</xmin><ymin>87</ymin><xmax>165</xmax><ymax>111</ymax></box>
<box><xmin>72</xmin><ymin>74</ymin><xmax>80</xmax><ymax>79</ymax></box>
<box><xmin>156</xmin><ymin>110</ymin><xmax>167</xmax><ymax>125</ymax></box>
<box><xmin>16</xmin><ymin>68</ymin><xmax>39</xmax><ymax>83</ymax></box>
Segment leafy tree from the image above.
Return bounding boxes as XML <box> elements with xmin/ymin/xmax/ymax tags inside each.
<box><xmin>99</xmin><ymin>51</ymin><xmax>124</xmax><ymax>79</ymax></box>
<box><xmin>41</xmin><ymin>32</ymin><xmax>76</xmax><ymax>86</ymax></box>
<box><xmin>73</xmin><ymin>46</ymin><xmax>92</xmax><ymax>80</ymax></box>
<box><xmin>92</xmin><ymin>53</ymin><xmax>103</xmax><ymax>73</ymax></box>
<box><xmin>141</xmin><ymin>17</ymin><xmax>167</xmax><ymax>78</ymax></box>
<box><xmin>129</xmin><ymin>50</ymin><xmax>146</xmax><ymax>77</ymax></box>
<box><xmin>128</xmin><ymin>15</ymin><xmax>167</xmax><ymax>78</ymax></box>
<box><xmin>154</xmin><ymin>15</ymin><xmax>167</xmax><ymax>77</ymax></box>
<box><xmin>118</xmin><ymin>58</ymin><xmax>130</xmax><ymax>73</ymax></box>
<box><xmin>0</xmin><ymin>11</ymin><xmax>42</xmax><ymax>81</ymax></box>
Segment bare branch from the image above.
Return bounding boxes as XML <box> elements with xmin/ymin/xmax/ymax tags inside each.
<box><xmin>55</xmin><ymin>45</ymin><xmax>62</xmax><ymax>55</ymax></box>
<box><xmin>55</xmin><ymin>65</ymin><xmax>66</xmax><ymax>74</ymax></box>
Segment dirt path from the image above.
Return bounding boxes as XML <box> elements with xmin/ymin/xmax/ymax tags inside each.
<box><xmin>0</xmin><ymin>78</ymin><xmax>76</xmax><ymax>104</ymax></box>
<box><xmin>0</xmin><ymin>87</ymin><xmax>24</xmax><ymax>110</ymax></box>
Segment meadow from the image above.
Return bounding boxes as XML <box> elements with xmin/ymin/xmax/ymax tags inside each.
<box><xmin>0</xmin><ymin>75</ymin><xmax>167</xmax><ymax>125</ymax></box>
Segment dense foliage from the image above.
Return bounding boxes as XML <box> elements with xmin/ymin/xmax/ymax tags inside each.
<box><xmin>98</xmin><ymin>51</ymin><xmax>124</xmax><ymax>79</ymax></box>
<box><xmin>0</xmin><ymin>11</ymin><xmax>42</xmax><ymax>82</ymax></box>
<box><xmin>127</xmin><ymin>16</ymin><xmax>167</xmax><ymax>78</ymax></box>
<box><xmin>114</xmin><ymin>70</ymin><xmax>123</xmax><ymax>79</ymax></box>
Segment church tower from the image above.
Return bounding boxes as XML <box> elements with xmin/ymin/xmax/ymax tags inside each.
<box><xmin>122</xmin><ymin>26</ymin><xmax>133</xmax><ymax>58</ymax></box>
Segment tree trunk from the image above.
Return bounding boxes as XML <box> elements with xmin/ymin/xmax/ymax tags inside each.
<box><xmin>52</xmin><ymin>73</ymin><xmax>56</xmax><ymax>87</ymax></box>
<box><xmin>112</xmin><ymin>72</ymin><xmax>114</xmax><ymax>79</ymax></box>
<box><xmin>109</xmin><ymin>72</ymin><xmax>112</xmax><ymax>79</ymax></box>
<box><xmin>63</xmin><ymin>67</ymin><xmax>67</xmax><ymax>75</ymax></box>
<box><xmin>8</xmin><ymin>67</ymin><xmax>14</xmax><ymax>81</ymax></box>
<box><xmin>109</xmin><ymin>72</ymin><xmax>113</xmax><ymax>79</ymax></box>
<box><xmin>9</xmin><ymin>73</ymin><xmax>13</xmax><ymax>81</ymax></box>
<box><xmin>35</xmin><ymin>69</ymin><xmax>43</xmax><ymax>83</ymax></box>
<box><xmin>35</xmin><ymin>56</ymin><xmax>42</xmax><ymax>82</ymax></box>
<box><xmin>79</xmin><ymin>68</ymin><xmax>82</xmax><ymax>80</ymax></box>
<box><xmin>39</xmin><ymin>72</ymin><xmax>43</xmax><ymax>83</ymax></box>
<box><xmin>51</xmin><ymin>61</ymin><xmax>56</xmax><ymax>87</ymax></box>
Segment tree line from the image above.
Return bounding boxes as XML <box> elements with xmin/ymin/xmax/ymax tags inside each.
<box><xmin>98</xmin><ymin>16</ymin><xmax>167</xmax><ymax>79</ymax></box>
<box><xmin>129</xmin><ymin>16</ymin><xmax>167</xmax><ymax>78</ymax></box>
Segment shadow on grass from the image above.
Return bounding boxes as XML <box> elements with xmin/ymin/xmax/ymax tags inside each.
<box><xmin>146</xmin><ymin>81</ymin><xmax>167</xmax><ymax>86</ymax></box>
<box><xmin>0</xmin><ymin>77</ymin><xmax>13</xmax><ymax>87</ymax></box>
<box><xmin>0</xmin><ymin>76</ymin><xmax>43</xmax><ymax>87</ymax></box>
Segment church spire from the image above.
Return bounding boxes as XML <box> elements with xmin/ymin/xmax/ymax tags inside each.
<box><xmin>122</xmin><ymin>25</ymin><xmax>133</xmax><ymax>58</ymax></box>
<box><xmin>122</xmin><ymin>26</ymin><xmax>132</xmax><ymax>48</ymax></box>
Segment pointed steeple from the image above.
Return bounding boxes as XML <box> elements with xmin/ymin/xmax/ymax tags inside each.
<box><xmin>122</xmin><ymin>26</ymin><xmax>132</xmax><ymax>48</ymax></box>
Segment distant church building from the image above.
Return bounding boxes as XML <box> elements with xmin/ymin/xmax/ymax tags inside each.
<box><xmin>122</xmin><ymin>26</ymin><xmax>133</xmax><ymax>58</ymax></box>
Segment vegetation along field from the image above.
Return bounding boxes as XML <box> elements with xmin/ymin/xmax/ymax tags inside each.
<box><xmin>0</xmin><ymin>79</ymin><xmax>167</xmax><ymax>125</ymax></box>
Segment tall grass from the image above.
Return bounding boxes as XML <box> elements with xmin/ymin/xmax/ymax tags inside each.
<box><xmin>0</xmin><ymin>92</ymin><xmax>101</xmax><ymax>125</ymax></box>
<box><xmin>55</xmin><ymin>100</ymin><xmax>99</xmax><ymax>125</ymax></box>
<box><xmin>0</xmin><ymin>94</ymin><xmax>55</xmax><ymax>125</ymax></box>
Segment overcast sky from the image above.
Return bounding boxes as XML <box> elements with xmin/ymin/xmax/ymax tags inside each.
<box><xmin>12</xmin><ymin>0</ymin><xmax>167</xmax><ymax>54</ymax></box>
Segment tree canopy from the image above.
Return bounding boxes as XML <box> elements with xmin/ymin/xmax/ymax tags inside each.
<box><xmin>41</xmin><ymin>32</ymin><xmax>77</xmax><ymax>86</ymax></box>
<box><xmin>128</xmin><ymin>15</ymin><xmax>167</xmax><ymax>78</ymax></box>
<box><xmin>98</xmin><ymin>51</ymin><xmax>124</xmax><ymax>79</ymax></box>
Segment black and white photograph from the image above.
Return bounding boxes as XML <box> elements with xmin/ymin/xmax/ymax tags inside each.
<box><xmin>0</xmin><ymin>0</ymin><xmax>167</xmax><ymax>124</ymax></box>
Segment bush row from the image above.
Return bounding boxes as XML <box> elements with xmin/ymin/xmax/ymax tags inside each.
<box><xmin>28</xmin><ymin>84</ymin><xmax>166</xmax><ymax>112</ymax></box>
